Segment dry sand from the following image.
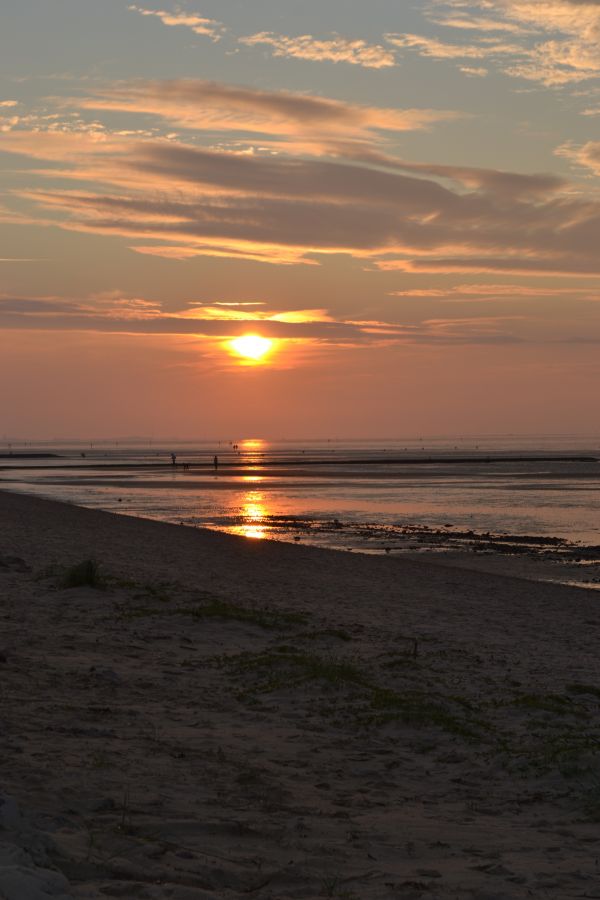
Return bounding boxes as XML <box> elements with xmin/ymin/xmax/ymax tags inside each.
<box><xmin>2</xmin><ymin>490</ymin><xmax>600</xmax><ymax>899</ymax></box>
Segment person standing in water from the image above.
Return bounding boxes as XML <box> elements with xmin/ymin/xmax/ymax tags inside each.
<box><xmin>171</xmin><ymin>452</ymin><xmax>177</xmax><ymax>466</ymax></box>
<box><xmin>213</xmin><ymin>455</ymin><xmax>218</xmax><ymax>471</ymax></box>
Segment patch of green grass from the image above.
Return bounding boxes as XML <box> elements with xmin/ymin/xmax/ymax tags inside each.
<box><xmin>115</xmin><ymin>598</ymin><xmax>308</xmax><ymax>630</ymax></box>
<box><xmin>61</xmin><ymin>559</ymin><xmax>105</xmax><ymax>589</ymax></box>
<box><xmin>113</xmin><ymin>578</ymin><xmax>181</xmax><ymax>602</ymax></box>
<box><xmin>557</xmin><ymin>770</ymin><xmax>600</xmax><ymax>822</ymax></box>
<box><xmin>512</xmin><ymin>692</ymin><xmax>589</xmax><ymax>719</ymax></box>
<box><xmin>188</xmin><ymin>600</ymin><xmax>308</xmax><ymax>629</ymax></box>
<box><xmin>89</xmin><ymin>749</ymin><xmax>110</xmax><ymax>769</ymax></box>
<box><xmin>381</xmin><ymin>657</ymin><xmax>420</xmax><ymax>670</ymax></box>
<box><xmin>365</xmin><ymin>687</ymin><xmax>484</xmax><ymax>739</ymax></box>
<box><xmin>296</xmin><ymin>628</ymin><xmax>352</xmax><ymax>642</ymax></box>
<box><xmin>135</xmin><ymin>582</ymin><xmax>173</xmax><ymax>603</ymax></box>
<box><xmin>539</xmin><ymin>732</ymin><xmax>600</xmax><ymax>771</ymax></box>
<box><xmin>223</xmin><ymin>648</ymin><xmax>486</xmax><ymax>740</ymax></box>
<box><xmin>229</xmin><ymin>649</ymin><xmax>367</xmax><ymax>695</ymax></box>
<box><xmin>566</xmin><ymin>683</ymin><xmax>600</xmax><ymax>701</ymax></box>
<box><xmin>497</xmin><ymin>724</ymin><xmax>600</xmax><ymax>779</ymax></box>
<box><xmin>319</xmin><ymin>875</ymin><xmax>359</xmax><ymax>899</ymax></box>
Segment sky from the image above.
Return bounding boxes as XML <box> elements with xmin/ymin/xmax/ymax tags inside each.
<box><xmin>1</xmin><ymin>0</ymin><xmax>599</xmax><ymax>440</ymax></box>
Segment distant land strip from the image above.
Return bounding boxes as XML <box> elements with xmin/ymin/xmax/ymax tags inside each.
<box><xmin>0</xmin><ymin>453</ymin><xmax>60</xmax><ymax>459</ymax></box>
<box><xmin>0</xmin><ymin>455</ymin><xmax>598</xmax><ymax>470</ymax></box>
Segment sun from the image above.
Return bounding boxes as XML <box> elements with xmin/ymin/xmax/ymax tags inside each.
<box><xmin>229</xmin><ymin>334</ymin><xmax>273</xmax><ymax>362</ymax></box>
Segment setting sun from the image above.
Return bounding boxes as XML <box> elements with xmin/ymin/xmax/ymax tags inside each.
<box><xmin>229</xmin><ymin>334</ymin><xmax>273</xmax><ymax>362</ymax></box>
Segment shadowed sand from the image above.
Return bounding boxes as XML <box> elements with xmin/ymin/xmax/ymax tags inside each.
<box><xmin>2</xmin><ymin>490</ymin><xmax>600</xmax><ymax>899</ymax></box>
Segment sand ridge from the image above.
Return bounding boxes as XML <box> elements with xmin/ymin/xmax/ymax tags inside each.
<box><xmin>2</xmin><ymin>490</ymin><xmax>600</xmax><ymax>898</ymax></box>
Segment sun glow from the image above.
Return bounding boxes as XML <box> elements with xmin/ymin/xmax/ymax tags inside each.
<box><xmin>229</xmin><ymin>333</ymin><xmax>273</xmax><ymax>362</ymax></box>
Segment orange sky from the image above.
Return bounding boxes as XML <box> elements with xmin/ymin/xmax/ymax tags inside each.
<box><xmin>1</xmin><ymin>1</ymin><xmax>599</xmax><ymax>438</ymax></box>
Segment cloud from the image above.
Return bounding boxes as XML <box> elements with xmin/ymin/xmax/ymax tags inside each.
<box><xmin>0</xmin><ymin>293</ymin><xmax>376</xmax><ymax>343</ymax></box>
<box><xmin>430</xmin><ymin>14</ymin><xmax>535</xmax><ymax>34</ymax></box>
<box><xmin>376</xmin><ymin>256</ymin><xmax>600</xmax><ymax>275</ymax></box>
<box><xmin>556</xmin><ymin>140</ymin><xmax>600</xmax><ymax>175</ymax></box>
<box><xmin>460</xmin><ymin>66</ymin><xmax>489</xmax><ymax>76</ymax></box>
<box><xmin>419</xmin><ymin>0</ymin><xmax>600</xmax><ymax>86</ymax></box>
<box><xmin>0</xmin><ymin>100</ymin><xmax>18</xmax><ymax>108</ymax></box>
<box><xmin>1</xmin><ymin>78</ymin><xmax>598</xmax><ymax>275</ymax></box>
<box><xmin>128</xmin><ymin>5</ymin><xmax>223</xmax><ymax>40</ymax></box>
<box><xmin>386</xmin><ymin>32</ymin><xmax>521</xmax><ymax>61</ymax></box>
<box><xmin>72</xmin><ymin>79</ymin><xmax>454</xmax><ymax>146</ymax></box>
<box><xmin>496</xmin><ymin>1</ymin><xmax>600</xmax><ymax>42</ymax></box>
<box><xmin>0</xmin><ymin>295</ymin><xmax>529</xmax><ymax>346</ymax></box>
<box><xmin>0</xmin><ymin>115</ymin><xmax>20</xmax><ymax>132</ymax></box>
<box><xmin>239</xmin><ymin>32</ymin><xmax>395</xmax><ymax>69</ymax></box>
<box><xmin>389</xmin><ymin>283</ymin><xmax>599</xmax><ymax>300</ymax></box>
<box><xmin>4</xmin><ymin>134</ymin><xmax>598</xmax><ymax>274</ymax></box>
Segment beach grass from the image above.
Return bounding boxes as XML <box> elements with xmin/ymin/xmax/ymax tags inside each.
<box><xmin>61</xmin><ymin>559</ymin><xmax>105</xmax><ymax>589</ymax></box>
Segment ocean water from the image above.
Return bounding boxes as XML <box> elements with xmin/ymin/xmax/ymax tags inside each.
<box><xmin>2</xmin><ymin>437</ymin><xmax>599</xmax><ymax>561</ymax></box>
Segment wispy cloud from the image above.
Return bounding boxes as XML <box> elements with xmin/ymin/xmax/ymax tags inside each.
<box><xmin>4</xmin><ymin>129</ymin><xmax>599</xmax><ymax>274</ymax></box>
<box><xmin>0</xmin><ymin>295</ymin><xmax>530</xmax><ymax>346</ymax></box>
<box><xmin>389</xmin><ymin>283</ymin><xmax>599</xmax><ymax>301</ymax></box>
<box><xmin>73</xmin><ymin>79</ymin><xmax>450</xmax><ymax>143</ymax></box>
<box><xmin>1</xmin><ymin>78</ymin><xmax>598</xmax><ymax>275</ymax></box>
<box><xmin>0</xmin><ymin>114</ymin><xmax>20</xmax><ymax>132</ymax></box>
<box><xmin>417</xmin><ymin>0</ymin><xmax>600</xmax><ymax>87</ymax></box>
<box><xmin>239</xmin><ymin>32</ymin><xmax>395</xmax><ymax>69</ymax></box>
<box><xmin>386</xmin><ymin>32</ymin><xmax>521</xmax><ymax>61</ymax></box>
<box><xmin>460</xmin><ymin>66</ymin><xmax>489</xmax><ymax>76</ymax></box>
<box><xmin>128</xmin><ymin>5</ymin><xmax>223</xmax><ymax>40</ymax></box>
<box><xmin>556</xmin><ymin>140</ymin><xmax>600</xmax><ymax>176</ymax></box>
<box><xmin>429</xmin><ymin>14</ymin><xmax>535</xmax><ymax>35</ymax></box>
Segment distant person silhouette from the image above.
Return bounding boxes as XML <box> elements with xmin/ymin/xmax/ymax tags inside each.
<box><xmin>214</xmin><ymin>455</ymin><xmax>218</xmax><ymax>471</ymax></box>
<box><xmin>171</xmin><ymin>453</ymin><xmax>176</xmax><ymax>466</ymax></box>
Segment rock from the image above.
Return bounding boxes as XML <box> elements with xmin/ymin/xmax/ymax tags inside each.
<box><xmin>89</xmin><ymin>666</ymin><xmax>122</xmax><ymax>684</ymax></box>
<box><xmin>0</xmin><ymin>796</ymin><xmax>22</xmax><ymax>831</ymax></box>
<box><xmin>0</xmin><ymin>844</ymin><xmax>73</xmax><ymax>899</ymax></box>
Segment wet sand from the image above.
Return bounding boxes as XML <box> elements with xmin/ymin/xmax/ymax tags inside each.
<box><xmin>2</xmin><ymin>489</ymin><xmax>600</xmax><ymax>899</ymax></box>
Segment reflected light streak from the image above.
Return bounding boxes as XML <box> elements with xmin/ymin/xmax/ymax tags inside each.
<box><xmin>237</xmin><ymin>491</ymin><xmax>268</xmax><ymax>539</ymax></box>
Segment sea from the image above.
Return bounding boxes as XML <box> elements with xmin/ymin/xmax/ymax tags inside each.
<box><xmin>2</xmin><ymin>435</ymin><xmax>599</xmax><ymax>588</ymax></box>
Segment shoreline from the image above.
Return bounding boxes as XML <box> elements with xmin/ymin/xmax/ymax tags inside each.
<box><xmin>2</xmin><ymin>489</ymin><xmax>600</xmax><ymax>898</ymax></box>
<box><xmin>4</xmin><ymin>482</ymin><xmax>600</xmax><ymax>592</ymax></box>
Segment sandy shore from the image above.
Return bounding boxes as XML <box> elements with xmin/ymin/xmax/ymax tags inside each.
<box><xmin>2</xmin><ymin>490</ymin><xmax>600</xmax><ymax>899</ymax></box>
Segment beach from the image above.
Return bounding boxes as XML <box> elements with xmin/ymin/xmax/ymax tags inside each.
<box><xmin>2</xmin><ymin>490</ymin><xmax>600</xmax><ymax>899</ymax></box>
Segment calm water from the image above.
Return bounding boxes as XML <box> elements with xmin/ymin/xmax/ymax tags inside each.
<box><xmin>2</xmin><ymin>437</ymin><xmax>599</xmax><ymax>557</ymax></box>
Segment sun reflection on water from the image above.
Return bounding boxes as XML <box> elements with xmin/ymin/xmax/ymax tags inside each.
<box><xmin>236</xmin><ymin>491</ymin><xmax>269</xmax><ymax>539</ymax></box>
